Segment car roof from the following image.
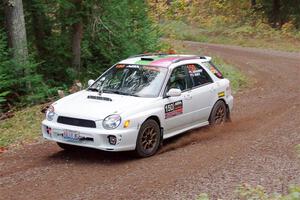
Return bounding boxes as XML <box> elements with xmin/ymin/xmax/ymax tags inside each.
<box><xmin>119</xmin><ymin>54</ymin><xmax>212</xmax><ymax>68</ymax></box>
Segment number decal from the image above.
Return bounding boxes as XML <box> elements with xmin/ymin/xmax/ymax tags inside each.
<box><xmin>165</xmin><ymin>104</ymin><xmax>174</xmax><ymax>113</ymax></box>
<box><xmin>165</xmin><ymin>100</ymin><xmax>183</xmax><ymax>119</ymax></box>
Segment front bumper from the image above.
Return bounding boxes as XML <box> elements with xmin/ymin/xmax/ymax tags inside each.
<box><xmin>42</xmin><ymin>120</ymin><xmax>138</xmax><ymax>151</ymax></box>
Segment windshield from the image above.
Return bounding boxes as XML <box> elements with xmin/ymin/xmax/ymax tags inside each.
<box><xmin>88</xmin><ymin>64</ymin><xmax>168</xmax><ymax>97</ymax></box>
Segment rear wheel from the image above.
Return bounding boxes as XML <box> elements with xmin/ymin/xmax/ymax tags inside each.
<box><xmin>135</xmin><ymin>119</ymin><xmax>161</xmax><ymax>157</ymax></box>
<box><xmin>209</xmin><ymin>101</ymin><xmax>227</xmax><ymax>126</ymax></box>
<box><xmin>57</xmin><ymin>142</ymin><xmax>76</xmax><ymax>151</ymax></box>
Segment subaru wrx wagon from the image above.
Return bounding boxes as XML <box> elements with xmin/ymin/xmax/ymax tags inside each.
<box><xmin>42</xmin><ymin>54</ymin><xmax>233</xmax><ymax>157</ymax></box>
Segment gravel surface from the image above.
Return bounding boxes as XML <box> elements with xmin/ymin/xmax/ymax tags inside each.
<box><xmin>1</xmin><ymin>42</ymin><xmax>300</xmax><ymax>200</ymax></box>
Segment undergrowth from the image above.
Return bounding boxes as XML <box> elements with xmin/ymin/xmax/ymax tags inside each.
<box><xmin>0</xmin><ymin>104</ymin><xmax>44</xmax><ymax>148</ymax></box>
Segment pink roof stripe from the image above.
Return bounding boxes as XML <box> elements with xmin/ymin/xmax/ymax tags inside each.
<box><xmin>150</xmin><ymin>56</ymin><xmax>182</xmax><ymax>67</ymax></box>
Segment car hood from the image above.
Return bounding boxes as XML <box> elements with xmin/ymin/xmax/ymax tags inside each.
<box><xmin>53</xmin><ymin>90</ymin><xmax>153</xmax><ymax>120</ymax></box>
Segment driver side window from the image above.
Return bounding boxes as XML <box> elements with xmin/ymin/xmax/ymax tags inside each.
<box><xmin>166</xmin><ymin>65</ymin><xmax>190</xmax><ymax>92</ymax></box>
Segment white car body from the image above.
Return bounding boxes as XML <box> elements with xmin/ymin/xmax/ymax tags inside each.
<box><xmin>42</xmin><ymin>54</ymin><xmax>233</xmax><ymax>152</ymax></box>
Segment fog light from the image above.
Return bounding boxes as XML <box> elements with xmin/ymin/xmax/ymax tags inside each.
<box><xmin>46</xmin><ymin>126</ymin><xmax>52</xmax><ymax>135</ymax></box>
<box><xmin>108</xmin><ymin>135</ymin><xmax>117</xmax><ymax>145</ymax></box>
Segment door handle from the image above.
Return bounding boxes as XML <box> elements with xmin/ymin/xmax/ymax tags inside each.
<box><xmin>184</xmin><ymin>93</ymin><xmax>192</xmax><ymax>100</ymax></box>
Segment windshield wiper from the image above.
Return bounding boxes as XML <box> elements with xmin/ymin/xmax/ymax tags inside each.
<box><xmin>102</xmin><ymin>89</ymin><xmax>118</xmax><ymax>94</ymax></box>
<box><xmin>87</xmin><ymin>88</ymin><xmax>99</xmax><ymax>92</ymax></box>
<box><xmin>116</xmin><ymin>91</ymin><xmax>139</xmax><ymax>97</ymax></box>
<box><xmin>122</xmin><ymin>92</ymin><xmax>139</xmax><ymax>97</ymax></box>
<box><xmin>120</xmin><ymin>93</ymin><xmax>139</xmax><ymax>97</ymax></box>
<box><xmin>103</xmin><ymin>89</ymin><xmax>139</xmax><ymax>97</ymax></box>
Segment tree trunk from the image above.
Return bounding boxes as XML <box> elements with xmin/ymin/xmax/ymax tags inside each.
<box><xmin>71</xmin><ymin>0</ymin><xmax>83</xmax><ymax>74</ymax></box>
<box><xmin>27</xmin><ymin>0</ymin><xmax>51</xmax><ymax>58</ymax></box>
<box><xmin>71</xmin><ymin>21</ymin><xmax>83</xmax><ymax>73</ymax></box>
<box><xmin>251</xmin><ymin>0</ymin><xmax>256</xmax><ymax>8</ymax></box>
<box><xmin>272</xmin><ymin>0</ymin><xmax>281</xmax><ymax>28</ymax></box>
<box><xmin>4</xmin><ymin>0</ymin><xmax>28</xmax><ymax>63</ymax></box>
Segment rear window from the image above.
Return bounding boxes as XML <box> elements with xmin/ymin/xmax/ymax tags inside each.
<box><xmin>186</xmin><ymin>64</ymin><xmax>213</xmax><ymax>87</ymax></box>
<box><xmin>202</xmin><ymin>62</ymin><xmax>224</xmax><ymax>79</ymax></box>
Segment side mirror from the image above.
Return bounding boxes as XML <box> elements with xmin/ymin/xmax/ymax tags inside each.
<box><xmin>88</xmin><ymin>79</ymin><xmax>95</xmax><ymax>87</ymax></box>
<box><xmin>166</xmin><ymin>88</ymin><xmax>181</xmax><ymax>97</ymax></box>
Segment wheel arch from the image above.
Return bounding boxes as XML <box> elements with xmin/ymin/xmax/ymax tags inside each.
<box><xmin>209</xmin><ymin>98</ymin><xmax>231</xmax><ymax>122</ymax></box>
<box><xmin>144</xmin><ymin>115</ymin><xmax>161</xmax><ymax>128</ymax></box>
<box><xmin>143</xmin><ymin>115</ymin><xmax>164</xmax><ymax>144</ymax></box>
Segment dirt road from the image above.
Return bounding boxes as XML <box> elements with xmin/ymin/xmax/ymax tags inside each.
<box><xmin>1</xmin><ymin>42</ymin><xmax>300</xmax><ymax>200</ymax></box>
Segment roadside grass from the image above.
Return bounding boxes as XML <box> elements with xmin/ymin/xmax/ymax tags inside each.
<box><xmin>236</xmin><ymin>184</ymin><xmax>300</xmax><ymax>200</ymax></box>
<box><xmin>161</xmin><ymin>21</ymin><xmax>300</xmax><ymax>52</ymax></box>
<box><xmin>0</xmin><ymin>104</ymin><xmax>44</xmax><ymax>148</ymax></box>
<box><xmin>212</xmin><ymin>57</ymin><xmax>248</xmax><ymax>93</ymax></box>
<box><xmin>296</xmin><ymin>144</ymin><xmax>300</xmax><ymax>157</ymax></box>
<box><xmin>196</xmin><ymin>184</ymin><xmax>300</xmax><ymax>200</ymax></box>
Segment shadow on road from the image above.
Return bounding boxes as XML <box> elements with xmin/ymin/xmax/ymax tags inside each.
<box><xmin>47</xmin><ymin>146</ymin><xmax>136</xmax><ymax>164</ymax></box>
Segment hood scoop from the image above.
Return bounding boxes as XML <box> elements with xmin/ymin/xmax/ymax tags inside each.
<box><xmin>87</xmin><ymin>95</ymin><xmax>112</xmax><ymax>102</ymax></box>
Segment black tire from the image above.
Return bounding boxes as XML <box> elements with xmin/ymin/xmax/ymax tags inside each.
<box><xmin>57</xmin><ymin>142</ymin><xmax>76</xmax><ymax>151</ymax></box>
<box><xmin>135</xmin><ymin>119</ymin><xmax>161</xmax><ymax>158</ymax></box>
<box><xmin>209</xmin><ymin>100</ymin><xmax>227</xmax><ymax>126</ymax></box>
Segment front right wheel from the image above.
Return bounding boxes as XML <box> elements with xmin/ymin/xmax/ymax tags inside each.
<box><xmin>135</xmin><ymin>119</ymin><xmax>161</xmax><ymax>158</ymax></box>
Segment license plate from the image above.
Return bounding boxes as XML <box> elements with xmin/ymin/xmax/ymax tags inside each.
<box><xmin>63</xmin><ymin>130</ymin><xmax>80</xmax><ymax>142</ymax></box>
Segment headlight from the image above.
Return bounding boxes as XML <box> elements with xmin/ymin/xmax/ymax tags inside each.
<box><xmin>46</xmin><ymin>105</ymin><xmax>55</xmax><ymax>121</ymax></box>
<box><xmin>102</xmin><ymin>114</ymin><xmax>121</xmax><ymax>129</ymax></box>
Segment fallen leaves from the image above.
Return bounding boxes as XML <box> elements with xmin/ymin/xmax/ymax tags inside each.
<box><xmin>0</xmin><ymin>146</ymin><xmax>8</xmax><ymax>154</ymax></box>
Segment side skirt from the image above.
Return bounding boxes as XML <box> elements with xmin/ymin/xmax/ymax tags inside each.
<box><xmin>163</xmin><ymin>121</ymin><xmax>209</xmax><ymax>140</ymax></box>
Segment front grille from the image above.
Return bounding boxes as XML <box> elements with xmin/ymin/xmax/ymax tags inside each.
<box><xmin>57</xmin><ymin>116</ymin><xmax>96</xmax><ymax>128</ymax></box>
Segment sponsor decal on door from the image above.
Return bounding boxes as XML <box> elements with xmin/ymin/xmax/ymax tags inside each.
<box><xmin>165</xmin><ymin>100</ymin><xmax>183</xmax><ymax>119</ymax></box>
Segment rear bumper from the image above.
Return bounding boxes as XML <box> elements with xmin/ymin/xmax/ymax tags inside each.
<box><xmin>42</xmin><ymin>120</ymin><xmax>138</xmax><ymax>151</ymax></box>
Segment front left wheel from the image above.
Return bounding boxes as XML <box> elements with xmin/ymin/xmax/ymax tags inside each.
<box><xmin>135</xmin><ymin>119</ymin><xmax>161</xmax><ymax>157</ymax></box>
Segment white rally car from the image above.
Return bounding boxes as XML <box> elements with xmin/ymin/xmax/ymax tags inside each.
<box><xmin>42</xmin><ymin>54</ymin><xmax>233</xmax><ymax>157</ymax></box>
